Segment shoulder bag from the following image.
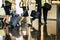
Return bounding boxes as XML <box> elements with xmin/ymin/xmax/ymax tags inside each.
<box><xmin>44</xmin><ymin>0</ymin><xmax>52</xmax><ymax>10</ymax></box>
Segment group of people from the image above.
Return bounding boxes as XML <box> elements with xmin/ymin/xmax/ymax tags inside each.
<box><xmin>36</xmin><ymin>0</ymin><xmax>51</xmax><ymax>24</ymax></box>
<box><xmin>2</xmin><ymin>0</ymin><xmax>30</xmax><ymax>40</ymax></box>
<box><xmin>0</xmin><ymin>0</ymin><xmax>51</xmax><ymax>40</ymax></box>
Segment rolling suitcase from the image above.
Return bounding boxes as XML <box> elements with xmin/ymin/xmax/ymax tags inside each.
<box><xmin>9</xmin><ymin>14</ymin><xmax>21</xmax><ymax>27</ymax></box>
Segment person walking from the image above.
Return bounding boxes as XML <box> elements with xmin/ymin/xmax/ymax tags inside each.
<box><xmin>35</xmin><ymin>0</ymin><xmax>42</xmax><ymax>24</ymax></box>
<box><xmin>35</xmin><ymin>0</ymin><xmax>51</xmax><ymax>24</ymax></box>
<box><xmin>41</xmin><ymin>0</ymin><xmax>50</xmax><ymax>24</ymax></box>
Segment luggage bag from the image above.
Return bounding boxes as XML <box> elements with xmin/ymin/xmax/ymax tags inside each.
<box><xmin>9</xmin><ymin>14</ymin><xmax>21</xmax><ymax>27</ymax></box>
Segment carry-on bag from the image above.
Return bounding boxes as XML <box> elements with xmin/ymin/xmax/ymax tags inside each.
<box><xmin>9</xmin><ymin>14</ymin><xmax>21</xmax><ymax>27</ymax></box>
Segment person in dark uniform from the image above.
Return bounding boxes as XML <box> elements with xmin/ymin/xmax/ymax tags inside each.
<box><xmin>2</xmin><ymin>0</ymin><xmax>12</xmax><ymax>40</ymax></box>
<box><xmin>3</xmin><ymin>0</ymin><xmax>12</xmax><ymax>36</ymax></box>
<box><xmin>3</xmin><ymin>0</ymin><xmax>12</xmax><ymax>24</ymax></box>
<box><xmin>18</xmin><ymin>0</ymin><xmax>30</xmax><ymax>37</ymax></box>
<box><xmin>42</xmin><ymin>6</ymin><xmax>49</xmax><ymax>24</ymax></box>
<box><xmin>41</xmin><ymin>0</ymin><xmax>50</xmax><ymax>24</ymax></box>
<box><xmin>35</xmin><ymin>0</ymin><xmax>50</xmax><ymax>24</ymax></box>
<box><xmin>19</xmin><ymin>0</ymin><xmax>30</xmax><ymax>25</ymax></box>
<box><xmin>22</xmin><ymin>0</ymin><xmax>29</xmax><ymax>17</ymax></box>
<box><xmin>35</xmin><ymin>0</ymin><xmax>42</xmax><ymax>24</ymax></box>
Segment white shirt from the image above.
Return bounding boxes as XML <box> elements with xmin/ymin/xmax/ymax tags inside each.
<box><xmin>16</xmin><ymin>0</ymin><xmax>23</xmax><ymax>16</ymax></box>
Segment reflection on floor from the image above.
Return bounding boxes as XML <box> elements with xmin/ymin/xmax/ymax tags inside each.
<box><xmin>0</xmin><ymin>19</ymin><xmax>57</xmax><ymax>40</ymax></box>
<box><xmin>30</xmin><ymin>19</ymin><xmax>57</xmax><ymax>40</ymax></box>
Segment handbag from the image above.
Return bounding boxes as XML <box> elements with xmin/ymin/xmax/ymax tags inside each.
<box><xmin>44</xmin><ymin>3</ymin><xmax>51</xmax><ymax>10</ymax></box>
<box><xmin>44</xmin><ymin>0</ymin><xmax>52</xmax><ymax>10</ymax></box>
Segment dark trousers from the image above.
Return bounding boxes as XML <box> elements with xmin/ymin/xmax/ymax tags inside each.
<box><xmin>43</xmin><ymin>7</ymin><xmax>48</xmax><ymax>23</ymax></box>
<box><xmin>36</xmin><ymin>0</ymin><xmax>41</xmax><ymax>22</ymax></box>
<box><xmin>37</xmin><ymin>5</ymin><xmax>41</xmax><ymax>23</ymax></box>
